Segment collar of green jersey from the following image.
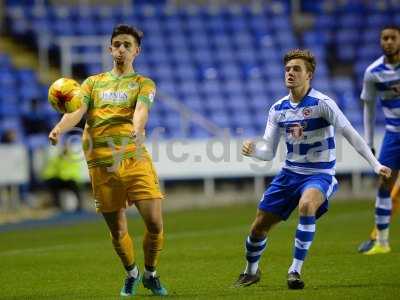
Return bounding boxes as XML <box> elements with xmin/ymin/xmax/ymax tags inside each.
<box><xmin>108</xmin><ymin>70</ymin><xmax>137</xmax><ymax>79</ymax></box>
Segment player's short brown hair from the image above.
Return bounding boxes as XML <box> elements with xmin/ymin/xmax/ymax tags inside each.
<box><xmin>284</xmin><ymin>49</ymin><xmax>316</xmax><ymax>74</ymax></box>
<box><xmin>111</xmin><ymin>24</ymin><xmax>143</xmax><ymax>46</ymax></box>
<box><xmin>381</xmin><ymin>24</ymin><xmax>400</xmax><ymax>33</ymax></box>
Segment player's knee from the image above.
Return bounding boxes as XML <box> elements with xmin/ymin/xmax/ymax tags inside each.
<box><xmin>250</xmin><ymin>218</ymin><xmax>267</xmax><ymax>237</ymax></box>
<box><xmin>110</xmin><ymin>228</ymin><xmax>128</xmax><ymax>240</ymax></box>
<box><xmin>298</xmin><ymin>199</ymin><xmax>318</xmax><ymax>215</ymax></box>
<box><xmin>146</xmin><ymin>218</ymin><xmax>163</xmax><ymax>234</ymax></box>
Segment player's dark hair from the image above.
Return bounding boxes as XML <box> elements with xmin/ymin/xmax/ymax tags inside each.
<box><xmin>381</xmin><ymin>24</ymin><xmax>400</xmax><ymax>33</ymax></box>
<box><xmin>284</xmin><ymin>49</ymin><xmax>316</xmax><ymax>74</ymax></box>
<box><xmin>111</xmin><ymin>24</ymin><xmax>143</xmax><ymax>46</ymax></box>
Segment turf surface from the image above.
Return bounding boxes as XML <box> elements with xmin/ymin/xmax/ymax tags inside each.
<box><xmin>0</xmin><ymin>200</ymin><xmax>399</xmax><ymax>299</ymax></box>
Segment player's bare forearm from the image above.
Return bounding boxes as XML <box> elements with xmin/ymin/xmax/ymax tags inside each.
<box><xmin>49</xmin><ymin>103</ymin><xmax>87</xmax><ymax>145</ymax></box>
<box><xmin>132</xmin><ymin>101</ymin><xmax>149</xmax><ymax>144</ymax></box>
<box><xmin>56</xmin><ymin>103</ymin><xmax>87</xmax><ymax>133</ymax></box>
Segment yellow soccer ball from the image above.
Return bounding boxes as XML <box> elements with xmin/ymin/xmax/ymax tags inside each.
<box><xmin>48</xmin><ymin>78</ymin><xmax>81</xmax><ymax>113</ymax></box>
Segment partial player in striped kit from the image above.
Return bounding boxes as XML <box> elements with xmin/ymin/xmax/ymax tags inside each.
<box><xmin>358</xmin><ymin>25</ymin><xmax>400</xmax><ymax>255</ymax></box>
<box><xmin>233</xmin><ymin>49</ymin><xmax>391</xmax><ymax>290</ymax></box>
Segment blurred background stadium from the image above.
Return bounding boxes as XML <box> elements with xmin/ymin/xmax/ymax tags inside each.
<box><xmin>0</xmin><ymin>0</ymin><xmax>397</xmax><ymax>221</ymax></box>
<box><xmin>2</xmin><ymin>1</ymin><xmax>400</xmax><ymax>299</ymax></box>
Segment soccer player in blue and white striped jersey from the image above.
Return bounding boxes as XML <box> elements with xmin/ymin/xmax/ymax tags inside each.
<box><xmin>234</xmin><ymin>49</ymin><xmax>391</xmax><ymax>290</ymax></box>
<box><xmin>358</xmin><ymin>25</ymin><xmax>400</xmax><ymax>255</ymax></box>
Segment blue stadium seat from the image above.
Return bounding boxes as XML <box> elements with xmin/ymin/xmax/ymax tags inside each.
<box><xmin>337</xmin><ymin>45</ymin><xmax>356</xmax><ymax>61</ymax></box>
<box><xmin>204</xmin><ymin>95</ymin><xmax>225</xmax><ymax>112</ymax></box>
<box><xmin>316</xmin><ymin>63</ymin><xmax>329</xmax><ymax>77</ymax></box>
<box><xmin>211</xmin><ymin>35</ymin><xmax>233</xmax><ymax>49</ymax></box>
<box><xmin>185</xmin><ymin>96</ymin><xmax>204</xmax><ymax>113</ymax></box>
<box><xmin>235</xmin><ymin>48</ymin><xmax>257</xmax><ymax>64</ymax></box>
<box><xmin>336</xmin><ymin>29</ymin><xmax>360</xmax><ymax>45</ymax></box>
<box><xmin>178</xmin><ymin>81</ymin><xmax>199</xmax><ymax>98</ymax></box>
<box><xmin>268</xmin><ymin>84</ymin><xmax>287</xmax><ymax>100</ymax></box>
<box><xmin>0</xmin><ymin>54</ymin><xmax>12</xmax><ymax>68</ymax></box>
<box><xmin>31</xmin><ymin>18</ymin><xmax>52</xmax><ymax>36</ymax></box>
<box><xmin>192</xmin><ymin>49</ymin><xmax>214</xmax><ymax>65</ymax></box>
<box><xmin>254</xmin><ymin>111</ymin><xmax>268</xmax><ymax>128</ymax></box>
<box><xmin>332</xmin><ymin>77</ymin><xmax>354</xmax><ymax>94</ymax></box>
<box><xmin>355</xmin><ymin>60</ymin><xmax>369</xmax><ymax>78</ymax></box>
<box><xmin>169</xmin><ymin>48</ymin><xmax>193</xmax><ymax>66</ymax></box>
<box><xmin>367</xmin><ymin>13</ymin><xmax>389</xmax><ymax>28</ymax></box>
<box><xmin>206</xmin><ymin>17</ymin><xmax>226</xmax><ymax>34</ymax></box>
<box><xmin>97</xmin><ymin>18</ymin><xmax>115</xmax><ymax>35</ymax></box>
<box><xmin>222</xmin><ymin>79</ymin><xmax>245</xmax><ymax>95</ymax></box>
<box><xmin>314</xmin><ymin>15</ymin><xmax>335</xmax><ymax>30</ymax></box>
<box><xmin>53</xmin><ymin>19</ymin><xmax>74</xmax><ymax>36</ymax></box>
<box><xmin>275</xmin><ymin>31</ymin><xmax>296</xmax><ymax>48</ymax></box>
<box><xmin>239</xmin><ymin>126</ymin><xmax>258</xmax><ymax>137</ymax></box>
<box><xmin>303</xmin><ymin>31</ymin><xmax>325</xmax><ymax>47</ymax></box>
<box><xmin>0</xmin><ymin>71</ymin><xmax>17</xmax><ymax>86</ymax></box>
<box><xmin>226</xmin><ymin>99</ymin><xmax>248</xmax><ymax>114</ymax></box>
<box><xmin>241</xmin><ymin>64</ymin><xmax>262</xmax><ymax>80</ymax></box>
<box><xmin>338</xmin><ymin>12</ymin><xmax>362</xmax><ymax>28</ymax></box>
<box><xmin>306</xmin><ymin>45</ymin><xmax>326</xmax><ymax>61</ymax></box>
<box><xmin>86</xmin><ymin>63</ymin><xmax>103</xmax><ymax>76</ymax></box>
<box><xmin>74</xmin><ymin>19</ymin><xmax>97</xmax><ymax>35</ymax></box>
<box><xmin>184</xmin><ymin>17</ymin><xmax>206</xmax><ymax>33</ymax></box>
<box><xmin>209</xmin><ymin>110</ymin><xmax>231</xmax><ymax>128</ymax></box>
<box><xmin>359</xmin><ymin>45</ymin><xmax>381</xmax><ymax>60</ymax></box>
<box><xmin>19</xmin><ymin>84</ymin><xmax>41</xmax><ymax>101</ymax></box>
<box><xmin>361</xmin><ymin>28</ymin><xmax>380</xmax><ymax>44</ymax></box>
<box><xmin>167</xmin><ymin>33</ymin><xmax>188</xmax><ymax>49</ymax></box>
<box><xmin>175</xmin><ymin>65</ymin><xmax>197</xmax><ymax>81</ymax></box>
<box><xmin>265</xmin><ymin>62</ymin><xmax>283</xmax><ymax>80</ymax></box>
<box><xmin>341</xmin><ymin>91</ymin><xmax>361</xmax><ymax>111</ymax></box>
<box><xmin>344</xmin><ymin>110</ymin><xmax>362</xmax><ymax>128</ymax></box>
<box><xmin>231</xmin><ymin>110</ymin><xmax>253</xmax><ymax>128</ymax></box>
<box><xmin>219</xmin><ymin>64</ymin><xmax>241</xmax><ymax>81</ymax></box>
<box><xmin>231</xmin><ymin>31</ymin><xmax>253</xmax><ymax>47</ymax></box>
<box><xmin>4</xmin><ymin>1</ymin><xmax>388</xmax><ymax>138</ymax></box>
<box><xmin>248</xmin><ymin>96</ymin><xmax>270</xmax><ymax>112</ymax></box>
<box><xmin>245</xmin><ymin>78</ymin><xmax>266</xmax><ymax>94</ymax></box>
<box><xmin>0</xmin><ymin>102</ymin><xmax>19</xmax><ymax>117</ymax></box>
<box><xmin>190</xmin><ymin>126</ymin><xmax>212</xmax><ymax>139</ymax></box>
<box><xmin>394</xmin><ymin>14</ymin><xmax>400</xmax><ymax>24</ymax></box>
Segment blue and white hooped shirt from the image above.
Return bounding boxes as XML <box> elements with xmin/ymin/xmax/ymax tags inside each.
<box><xmin>262</xmin><ymin>88</ymin><xmax>351</xmax><ymax>175</ymax></box>
<box><xmin>361</xmin><ymin>55</ymin><xmax>400</xmax><ymax>133</ymax></box>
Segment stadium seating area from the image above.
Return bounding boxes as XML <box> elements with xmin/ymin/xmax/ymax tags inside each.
<box><xmin>0</xmin><ymin>52</ymin><xmax>53</xmax><ymax>146</ymax></box>
<box><xmin>1</xmin><ymin>0</ymin><xmax>394</xmax><ymax>142</ymax></box>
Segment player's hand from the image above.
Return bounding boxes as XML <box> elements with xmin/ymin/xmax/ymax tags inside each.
<box><xmin>242</xmin><ymin>140</ymin><xmax>255</xmax><ymax>157</ymax></box>
<box><xmin>377</xmin><ymin>165</ymin><xmax>392</xmax><ymax>179</ymax></box>
<box><xmin>49</xmin><ymin>126</ymin><xmax>61</xmax><ymax>145</ymax></box>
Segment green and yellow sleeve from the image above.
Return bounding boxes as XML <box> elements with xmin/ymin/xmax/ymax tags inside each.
<box><xmin>137</xmin><ymin>78</ymin><xmax>156</xmax><ymax>109</ymax></box>
<box><xmin>80</xmin><ymin>77</ymin><xmax>95</xmax><ymax>108</ymax></box>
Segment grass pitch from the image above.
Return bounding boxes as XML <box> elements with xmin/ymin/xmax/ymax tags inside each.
<box><xmin>0</xmin><ymin>200</ymin><xmax>399</xmax><ymax>300</ymax></box>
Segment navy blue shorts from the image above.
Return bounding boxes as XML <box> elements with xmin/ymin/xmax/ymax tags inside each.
<box><xmin>258</xmin><ymin>168</ymin><xmax>338</xmax><ymax>220</ymax></box>
<box><xmin>379</xmin><ymin>131</ymin><xmax>400</xmax><ymax>170</ymax></box>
